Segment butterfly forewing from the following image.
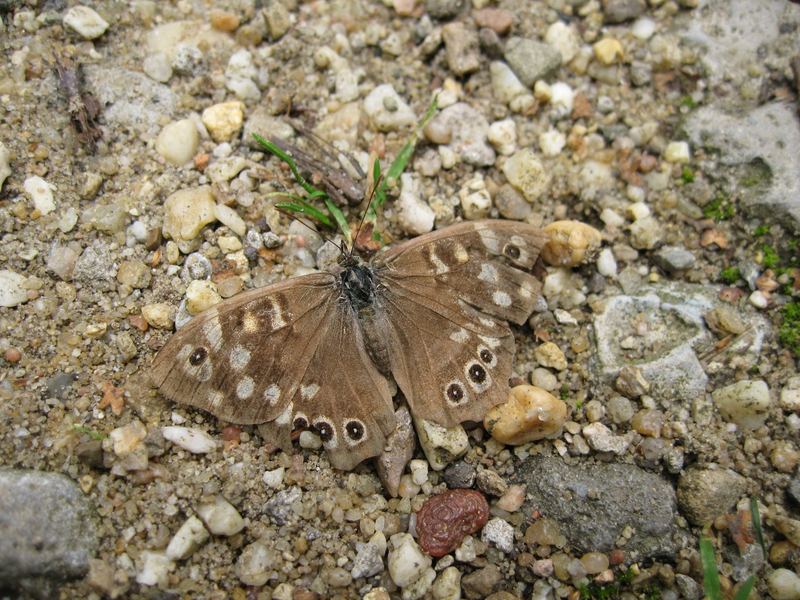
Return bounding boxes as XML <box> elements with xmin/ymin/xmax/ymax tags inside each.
<box><xmin>373</xmin><ymin>220</ymin><xmax>546</xmax><ymax>428</ymax></box>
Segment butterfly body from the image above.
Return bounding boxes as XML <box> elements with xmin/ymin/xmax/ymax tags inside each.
<box><xmin>152</xmin><ymin>220</ymin><xmax>547</xmax><ymax>470</ymax></box>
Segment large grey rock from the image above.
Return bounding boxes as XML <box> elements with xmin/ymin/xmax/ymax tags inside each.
<box><xmin>0</xmin><ymin>470</ymin><xmax>97</xmax><ymax>592</ymax></box>
<box><xmin>592</xmin><ymin>283</ymin><xmax>769</xmax><ymax>405</ymax></box>
<box><xmin>504</xmin><ymin>37</ymin><xmax>562</xmax><ymax>87</ymax></box>
<box><xmin>517</xmin><ymin>455</ymin><xmax>686</xmax><ymax>561</ymax></box>
<box><xmin>685</xmin><ymin>103</ymin><xmax>800</xmax><ymax>231</ymax></box>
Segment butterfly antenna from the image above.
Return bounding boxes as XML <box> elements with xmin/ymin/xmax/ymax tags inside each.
<box><xmin>350</xmin><ymin>171</ymin><xmax>384</xmax><ymax>257</ymax></box>
<box><xmin>275</xmin><ymin>207</ymin><xmax>346</xmax><ymax>255</ymax></box>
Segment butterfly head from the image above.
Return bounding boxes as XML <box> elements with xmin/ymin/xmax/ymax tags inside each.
<box><xmin>340</xmin><ymin>260</ymin><xmax>378</xmax><ymax>311</ymax></box>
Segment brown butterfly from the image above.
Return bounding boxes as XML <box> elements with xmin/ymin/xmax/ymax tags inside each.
<box><xmin>151</xmin><ymin>220</ymin><xmax>546</xmax><ymax>470</ymax></box>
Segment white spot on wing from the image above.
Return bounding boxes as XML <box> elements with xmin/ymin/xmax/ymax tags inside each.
<box><xmin>478</xmin><ymin>229</ymin><xmax>500</xmax><ymax>252</ymax></box>
<box><xmin>478</xmin><ymin>263</ymin><xmax>499</xmax><ymax>283</ymax></box>
<box><xmin>242</xmin><ymin>312</ymin><xmax>259</xmax><ymax>333</ymax></box>
<box><xmin>202</xmin><ymin>318</ymin><xmax>223</xmax><ymax>347</ymax></box>
<box><xmin>492</xmin><ymin>290</ymin><xmax>512</xmax><ymax>307</ymax></box>
<box><xmin>453</xmin><ymin>243</ymin><xmax>469</xmax><ymax>263</ymax></box>
<box><xmin>275</xmin><ymin>402</ymin><xmax>293</xmax><ymax>425</ymax></box>
<box><xmin>268</xmin><ymin>298</ymin><xmax>286</xmax><ymax>329</ymax></box>
<box><xmin>449</xmin><ymin>328</ymin><xmax>470</xmax><ymax>344</ymax></box>
<box><xmin>479</xmin><ymin>335</ymin><xmax>502</xmax><ymax>349</ymax></box>
<box><xmin>230</xmin><ymin>345</ymin><xmax>251</xmax><ymax>371</ymax></box>
<box><xmin>301</xmin><ymin>383</ymin><xmax>320</xmax><ymax>400</ymax></box>
<box><xmin>236</xmin><ymin>376</ymin><xmax>254</xmax><ymax>399</ymax></box>
<box><xmin>428</xmin><ymin>249</ymin><xmax>449</xmax><ymax>275</ymax></box>
<box><xmin>519</xmin><ymin>283</ymin><xmax>533</xmax><ymax>299</ymax></box>
<box><xmin>264</xmin><ymin>383</ymin><xmax>281</xmax><ymax>405</ymax></box>
<box><xmin>208</xmin><ymin>390</ymin><xmax>224</xmax><ymax>408</ymax></box>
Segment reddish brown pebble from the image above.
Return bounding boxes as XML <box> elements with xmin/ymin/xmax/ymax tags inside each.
<box><xmin>473</xmin><ymin>8</ymin><xmax>514</xmax><ymax>34</ymax></box>
<box><xmin>222</xmin><ymin>426</ymin><xmax>241</xmax><ymax>442</ymax></box>
<box><xmin>416</xmin><ymin>489</ymin><xmax>489</xmax><ymax>557</ymax></box>
<box><xmin>719</xmin><ymin>287</ymin><xmax>745</xmax><ymax>303</ymax></box>
<box><xmin>194</xmin><ymin>153</ymin><xmax>210</xmax><ymax>170</ymax></box>
<box><xmin>4</xmin><ymin>348</ymin><xmax>21</xmax><ymax>363</ymax></box>
<box><xmin>210</xmin><ymin>10</ymin><xmax>240</xmax><ymax>32</ymax></box>
<box><xmin>608</xmin><ymin>548</ymin><xmax>625</xmax><ymax>565</ymax></box>
<box><xmin>128</xmin><ymin>315</ymin><xmax>149</xmax><ymax>332</ymax></box>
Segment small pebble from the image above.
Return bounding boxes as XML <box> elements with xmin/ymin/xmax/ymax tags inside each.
<box><xmin>387</xmin><ymin>533</ymin><xmax>432</xmax><ymax>587</ymax></box>
<box><xmin>236</xmin><ymin>541</ymin><xmax>280</xmax><ymax>586</ymax></box>
<box><xmin>504</xmin><ymin>37</ymin><xmax>562</xmax><ymax>87</ymax></box>
<box><xmin>116</xmin><ymin>260</ymin><xmax>151</xmax><ymax>289</ymax></box>
<box><xmin>415</xmin><ymin>490</ymin><xmax>489</xmax><ymax>557</ymax></box>
<box><xmin>487</xmin><ymin>119</ymin><xmax>517</xmax><ymax>155</ymax></box>
<box><xmin>503</xmin><ymin>148</ymin><xmax>549</xmax><ymax>203</ymax></box>
<box><xmin>166</xmin><ymin>515</ymin><xmax>209</xmax><ymax>560</ymax></box>
<box><xmin>143</xmin><ymin>52</ymin><xmax>172</xmax><ymax>82</ymax></box>
<box><xmin>664</xmin><ymin>141</ymin><xmax>691</xmax><ymax>163</ymax></box>
<box><xmin>632</xmin><ymin>17</ymin><xmax>657</xmax><ymax>40</ymax></box>
<box><xmin>542</xmin><ymin>220</ymin><xmax>602</xmax><ymax>267</ymax></box>
<box><xmin>409</xmin><ymin>459</ymin><xmax>429</xmax><ymax>486</ymax></box>
<box><xmin>484</xmin><ymin>385</ymin><xmax>567</xmax><ymax>445</ymax></box>
<box><xmin>141</xmin><ymin>303</ymin><xmax>175</xmax><ymax>329</ymax></box>
<box><xmin>415</xmin><ymin>417</ymin><xmax>469</xmax><ymax>471</ymax></box>
<box><xmin>299</xmin><ymin>430</ymin><xmax>322</xmax><ymax>449</ymax></box>
<box><xmin>363</xmin><ymin>84</ymin><xmax>416</xmax><ymax>132</ymax></box>
<box><xmin>214</xmin><ymin>204</ymin><xmax>247</xmax><ymax>237</ymax></box>
<box><xmin>539</xmin><ymin>130</ymin><xmax>566</xmax><ymax>157</ymax></box>
<box><xmin>593</xmin><ymin>38</ymin><xmax>624</xmax><ymax>65</ymax></box>
<box><xmin>162</xmin><ymin>426</ymin><xmax>218</xmax><ymax>453</ymax></box>
<box><xmin>185</xmin><ymin>280</ymin><xmax>222</xmax><ymax>315</ymax></box>
<box><xmin>0</xmin><ymin>270</ymin><xmax>29</xmax><ymax>308</ymax></box>
<box><xmin>749</xmin><ymin>290</ymin><xmax>769</xmax><ymax>309</ymax></box>
<box><xmin>582</xmin><ymin>422</ymin><xmax>630</xmax><ymax>454</ymax></box>
<box><xmin>156</xmin><ymin>119</ymin><xmax>199</xmax><ymax>165</ymax></box>
<box><xmin>712</xmin><ymin>380</ymin><xmax>771</xmax><ymax>430</ymax></box>
<box><xmin>534</xmin><ymin>342</ymin><xmax>567</xmax><ymax>370</ymax></box>
<box><xmin>545</xmin><ymin>21</ymin><xmax>580</xmax><ymax>63</ymax></box>
<box><xmin>495</xmin><ymin>484</ymin><xmax>526</xmax><ymax>512</ymax></box>
<box><xmin>202</xmin><ymin>102</ymin><xmax>245</xmax><ymax>143</ymax></box>
<box><xmin>162</xmin><ymin>186</ymin><xmax>217</xmax><ymax>242</ymax></box>
<box><xmin>63</xmin><ymin>5</ymin><xmax>109</xmax><ymax>40</ymax></box>
<box><xmin>136</xmin><ymin>551</ymin><xmax>173</xmax><ymax>587</ymax></box>
<box><xmin>767</xmin><ymin>568</ymin><xmax>800</xmax><ymax>600</ymax></box>
<box><xmin>397</xmin><ymin>174</ymin><xmax>435</xmax><ymax>235</ymax></box>
<box><xmin>24</xmin><ymin>176</ymin><xmax>56</xmax><ymax>215</ymax></box>
<box><xmin>481</xmin><ymin>517</ymin><xmax>514</xmax><ymax>553</ymax></box>
<box><xmin>0</xmin><ymin>142</ymin><xmax>11</xmax><ymax>190</ymax></box>
<box><xmin>263</xmin><ymin>467</ymin><xmax>285</xmax><ymax>489</ymax></box>
<box><xmin>196</xmin><ymin>496</ymin><xmax>245</xmax><ymax>536</ymax></box>
<box><xmin>431</xmin><ymin>566</ymin><xmax>461</xmax><ymax>600</ymax></box>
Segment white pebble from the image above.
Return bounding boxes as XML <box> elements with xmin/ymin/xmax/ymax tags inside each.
<box><xmin>128</xmin><ymin>220</ymin><xmax>148</xmax><ymax>242</ymax></box>
<box><xmin>632</xmin><ymin>17</ymin><xmax>657</xmax><ymax>40</ymax></box>
<box><xmin>664</xmin><ymin>141</ymin><xmax>691</xmax><ymax>163</ymax></box>
<box><xmin>539</xmin><ymin>130</ymin><xmax>566</xmax><ymax>157</ymax></box>
<box><xmin>767</xmin><ymin>568</ymin><xmax>800</xmax><ymax>600</ymax></box>
<box><xmin>627</xmin><ymin>201</ymin><xmax>651</xmax><ymax>221</ymax></box>
<box><xmin>162</xmin><ymin>426</ymin><xmax>218</xmax><ymax>453</ymax></box>
<box><xmin>397</xmin><ymin>173</ymin><xmax>435</xmax><ymax>235</ymax></box>
<box><xmin>63</xmin><ymin>5</ymin><xmax>109</xmax><ymax>40</ymax></box>
<box><xmin>596</xmin><ymin>248</ymin><xmax>618</xmax><ymax>278</ymax></box>
<box><xmin>143</xmin><ymin>52</ymin><xmax>172</xmax><ymax>82</ymax></box>
<box><xmin>166</xmin><ymin>516</ymin><xmax>209</xmax><ymax>560</ymax></box>
<box><xmin>363</xmin><ymin>84</ymin><xmax>416</xmax><ymax>132</ymax></box>
<box><xmin>459</xmin><ymin>176</ymin><xmax>491</xmax><ymax>220</ymax></box>
<box><xmin>156</xmin><ymin>119</ymin><xmax>199</xmax><ymax>166</ymax></box>
<box><xmin>582</xmin><ymin>422</ymin><xmax>630</xmax><ymax>454</ymax></box>
<box><xmin>487</xmin><ymin>119</ymin><xmax>517</xmax><ymax>155</ymax></box>
<box><xmin>490</xmin><ymin>61</ymin><xmax>529</xmax><ymax>106</ymax></box>
<box><xmin>24</xmin><ymin>176</ymin><xmax>56</xmax><ymax>215</ymax></box>
<box><xmin>262</xmin><ymin>467</ymin><xmax>285</xmax><ymax>489</ymax></box>
<box><xmin>502</xmin><ymin>148</ymin><xmax>549</xmax><ymax>203</ymax></box>
<box><xmin>749</xmin><ymin>290</ymin><xmax>769</xmax><ymax>309</ymax></box>
<box><xmin>481</xmin><ymin>517</ymin><xmax>515</xmax><ymax>553</ymax></box>
<box><xmin>545</xmin><ymin>21</ymin><xmax>580</xmax><ymax>63</ymax></box>
<box><xmin>409</xmin><ymin>459</ymin><xmax>429</xmax><ymax>486</ymax></box>
<box><xmin>387</xmin><ymin>533</ymin><xmax>431</xmax><ymax>588</ymax></box>
<box><xmin>0</xmin><ymin>270</ymin><xmax>28</xmax><ymax>308</ymax></box>
<box><xmin>712</xmin><ymin>380</ymin><xmax>771</xmax><ymax>430</ymax></box>
<box><xmin>780</xmin><ymin>377</ymin><xmax>800</xmax><ymax>412</ymax></box>
<box><xmin>298</xmin><ymin>430</ymin><xmax>322</xmax><ymax>449</ymax></box>
<box><xmin>196</xmin><ymin>497</ymin><xmax>245</xmax><ymax>536</ymax></box>
<box><xmin>214</xmin><ymin>204</ymin><xmax>247</xmax><ymax>237</ymax></box>
<box><xmin>549</xmin><ymin>82</ymin><xmax>574</xmax><ymax>116</ymax></box>
<box><xmin>600</xmin><ymin>208</ymin><xmax>625</xmax><ymax>228</ymax></box>
<box><xmin>136</xmin><ymin>551</ymin><xmax>173</xmax><ymax>587</ymax></box>
<box><xmin>554</xmin><ymin>308</ymin><xmax>578</xmax><ymax>325</ymax></box>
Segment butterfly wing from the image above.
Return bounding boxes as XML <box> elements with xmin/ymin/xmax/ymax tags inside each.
<box><xmin>372</xmin><ymin>220</ymin><xmax>546</xmax><ymax>427</ymax></box>
<box><xmin>151</xmin><ymin>272</ymin><xmax>395</xmax><ymax>470</ymax></box>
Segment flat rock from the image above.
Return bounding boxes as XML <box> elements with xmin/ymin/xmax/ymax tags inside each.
<box><xmin>517</xmin><ymin>455</ymin><xmax>686</xmax><ymax>561</ymax></box>
<box><xmin>0</xmin><ymin>470</ymin><xmax>97</xmax><ymax>591</ymax></box>
<box><xmin>685</xmin><ymin>102</ymin><xmax>800</xmax><ymax>231</ymax></box>
<box><xmin>677</xmin><ymin>467</ymin><xmax>748</xmax><ymax>526</ymax></box>
<box><xmin>592</xmin><ymin>283</ymin><xmax>769</xmax><ymax>405</ymax></box>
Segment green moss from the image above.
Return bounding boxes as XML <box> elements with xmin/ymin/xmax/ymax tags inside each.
<box><xmin>719</xmin><ymin>266</ymin><xmax>741</xmax><ymax>285</ymax></box>
<box><xmin>680</xmin><ymin>95</ymin><xmax>698</xmax><ymax>109</ymax></box>
<box><xmin>779</xmin><ymin>302</ymin><xmax>800</xmax><ymax>356</ymax></box>
<box><xmin>761</xmin><ymin>244</ymin><xmax>779</xmax><ymax>269</ymax></box>
<box><xmin>681</xmin><ymin>166</ymin><xmax>695</xmax><ymax>184</ymax></box>
<box><xmin>703</xmin><ymin>195</ymin><xmax>735</xmax><ymax>221</ymax></box>
<box><xmin>753</xmin><ymin>224</ymin><xmax>770</xmax><ymax>237</ymax></box>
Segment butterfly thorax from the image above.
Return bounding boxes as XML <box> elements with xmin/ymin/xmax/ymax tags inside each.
<box><xmin>340</xmin><ymin>260</ymin><xmax>377</xmax><ymax>312</ymax></box>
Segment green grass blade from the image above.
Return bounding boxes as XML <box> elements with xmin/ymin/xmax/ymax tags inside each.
<box><xmin>700</xmin><ymin>538</ymin><xmax>722</xmax><ymax>600</ymax></box>
<box><xmin>252</xmin><ymin>133</ymin><xmax>320</xmax><ymax>197</ymax></box>
<box><xmin>325</xmin><ymin>198</ymin><xmax>351</xmax><ymax>245</ymax></box>
<box><xmin>275</xmin><ymin>201</ymin><xmax>332</xmax><ymax>227</ymax></box>
<box><xmin>750</xmin><ymin>497</ymin><xmax>766</xmax><ymax>557</ymax></box>
<box><xmin>733</xmin><ymin>575</ymin><xmax>755</xmax><ymax>600</ymax></box>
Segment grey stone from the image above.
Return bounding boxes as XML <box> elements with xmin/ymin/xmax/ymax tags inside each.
<box><xmin>603</xmin><ymin>0</ymin><xmax>646</xmax><ymax>23</ymax></box>
<box><xmin>675</xmin><ymin>574</ymin><xmax>702</xmax><ymax>600</ymax></box>
<box><xmin>504</xmin><ymin>37</ymin><xmax>562</xmax><ymax>87</ymax></box>
<box><xmin>442</xmin><ymin>22</ymin><xmax>481</xmax><ymax>76</ymax></box>
<box><xmin>518</xmin><ymin>455</ymin><xmax>686</xmax><ymax>561</ymax></box>
<box><xmin>265</xmin><ymin>486</ymin><xmax>302</xmax><ymax>525</ymax></box>
<box><xmin>676</xmin><ymin>467</ymin><xmax>747</xmax><ymax>526</ymax></box>
<box><xmin>444</xmin><ymin>460</ymin><xmax>476</xmax><ymax>488</ymax></box>
<box><xmin>461</xmin><ymin>564</ymin><xmax>502</xmax><ymax>599</ymax></box>
<box><xmin>593</xmin><ymin>283</ymin><xmax>770</xmax><ymax>406</ymax></box>
<box><xmin>630</xmin><ymin>61</ymin><xmax>652</xmax><ymax>86</ymax></box>
<box><xmin>351</xmin><ymin>542</ymin><xmax>384</xmax><ymax>579</ymax></box>
<box><xmin>725</xmin><ymin>542</ymin><xmax>765</xmax><ymax>582</ymax></box>
<box><xmin>84</xmin><ymin>66</ymin><xmax>176</xmax><ymax>133</ymax></box>
<box><xmin>0</xmin><ymin>470</ymin><xmax>97</xmax><ymax>591</ymax></box>
<box><xmin>243</xmin><ymin>106</ymin><xmax>295</xmax><ymax>149</ymax></box>
<box><xmin>74</xmin><ymin>241</ymin><xmax>118</xmax><ymax>289</ymax></box>
<box><xmin>495</xmin><ymin>184</ymin><xmax>533</xmax><ymax>220</ymax></box>
<box><xmin>654</xmin><ymin>246</ymin><xmax>696</xmax><ymax>272</ymax></box>
<box><xmin>685</xmin><ymin>102</ymin><xmax>800</xmax><ymax>231</ymax></box>
<box><xmin>428</xmin><ymin>103</ymin><xmax>495</xmax><ymax>167</ymax></box>
<box><xmin>425</xmin><ymin>0</ymin><xmax>464</xmax><ymax>19</ymax></box>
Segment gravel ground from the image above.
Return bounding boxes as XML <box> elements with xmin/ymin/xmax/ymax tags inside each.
<box><xmin>1</xmin><ymin>0</ymin><xmax>800</xmax><ymax>598</ymax></box>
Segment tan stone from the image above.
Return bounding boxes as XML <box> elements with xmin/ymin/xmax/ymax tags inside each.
<box><xmin>484</xmin><ymin>385</ymin><xmax>567</xmax><ymax>445</ymax></box>
<box><xmin>542</xmin><ymin>220</ymin><xmax>602</xmax><ymax>267</ymax></box>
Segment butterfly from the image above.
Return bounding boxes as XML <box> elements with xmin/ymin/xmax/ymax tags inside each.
<box><xmin>151</xmin><ymin>219</ymin><xmax>546</xmax><ymax>470</ymax></box>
